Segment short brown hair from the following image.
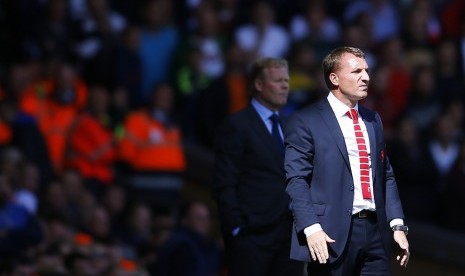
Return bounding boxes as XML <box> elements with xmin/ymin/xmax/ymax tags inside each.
<box><xmin>248</xmin><ymin>57</ymin><xmax>288</xmax><ymax>95</ymax></box>
<box><xmin>322</xmin><ymin>47</ymin><xmax>365</xmax><ymax>89</ymax></box>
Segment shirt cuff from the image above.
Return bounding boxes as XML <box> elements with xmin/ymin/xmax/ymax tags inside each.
<box><xmin>303</xmin><ymin>223</ymin><xmax>323</xmax><ymax>237</ymax></box>
<box><xmin>389</xmin><ymin>218</ymin><xmax>404</xmax><ymax>228</ymax></box>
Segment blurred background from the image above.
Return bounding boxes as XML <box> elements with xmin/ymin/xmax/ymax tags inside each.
<box><xmin>0</xmin><ymin>0</ymin><xmax>464</xmax><ymax>274</ymax></box>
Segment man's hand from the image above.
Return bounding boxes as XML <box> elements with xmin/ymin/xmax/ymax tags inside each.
<box><xmin>306</xmin><ymin>230</ymin><xmax>335</xmax><ymax>264</ymax></box>
<box><xmin>393</xmin><ymin>231</ymin><xmax>410</xmax><ymax>267</ymax></box>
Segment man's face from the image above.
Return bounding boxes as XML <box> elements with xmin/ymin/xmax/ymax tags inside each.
<box><xmin>255</xmin><ymin>66</ymin><xmax>289</xmax><ymax>111</ymax></box>
<box><xmin>331</xmin><ymin>53</ymin><xmax>370</xmax><ymax>105</ymax></box>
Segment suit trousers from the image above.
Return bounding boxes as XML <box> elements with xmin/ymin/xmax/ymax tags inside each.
<box><xmin>226</xmin><ymin>216</ymin><xmax>304</xmax><ymax>276</ymax></box>
<box><xmin>307</xmin><ymin>214</ymin><xmax>391</xmax><ymax>276</ymax></box>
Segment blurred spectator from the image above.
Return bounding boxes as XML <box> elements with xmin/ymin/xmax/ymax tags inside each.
<box><xmin>35</xmin><ymin>0</ymin><xmax>74</xmax><ymax>61</ymax></box>
<box><xmin>175</xmin><ymin>44</ymin><xmax>212</xmax><ymax>142</ymax></box>
<box><xmin>0</xmin><ymin>174</ymin><xmax>43</xmax><ymax>261</ymax></box>
<box><xmin>0</xmin><ymin>98</ymin><xmax>53</xmax><ymax>185</ymax></box>
<box><xmin>150</xmin><ymin>200</ymin><xmax>223</xmax><ymax>276</ymax></box>
<box><xmin>0</xmin><ymin>146</ymin><xmax>22</xmax><ymax>187</ymax></box>
<box><xmin>139</xmin><ymin>0</ymin><xmax>179</xmax><ymax>100</ymax></box>
<box><xmin>82</xmin><ymin>205</ymin><xmax>113</xmax><ymax>244</ymax></box>
<box><xmin>387</xmin><ymin>117</ymin><xmax>436</xmax><ymax>220</ymax></box>
<box><xmin>215</xmin><ymin>0</ymin><xmax>241</xmax><ymax>33</ymax></box>
<box><xmin>113</xmin><ymin>25</ymin><xmax>142</xmax><ymax>109</ymax></box>
<box><xmin>119</xmin><ymin>83</ymin><xmax>186</xmax><ymax>211</ymax></box>
<box><xmin>435</xmin><ymin>39</ymin><xmax>465</xmax><ymax>103</ymax></box>
<box><xmin>405</xmin><ymin>65</ymin><xmax>441</xmax><ymax>135</ymax></box>
<box><xmin>443</xmin><ymin>139</ymin><xmax>465</xmax><ymax>232</ymax></box>
<box><xmin>102</xmin><ymin>185</ymin><xmax>127</xmax><ymax>232</ymax></box>
<box><xmin>65</xmin><ymin>85</ymin><xmax>117</xmax><ymax>195</ymax></box>
<box><xmin>375</xmin><ymin>37</ymin><xmax>412</xmax><ymax>131</ymax></box>
<box><xmin>186</xmin><ymin>42</ymin><xmax>249</xmax><ymax>147</ymax></box>
<box><xmin>440</xmin><ymin>0</ymin><xmax>465</xmax><ymax>38</ymax></box>
<box><xmin>289</xmin><ymin>0</ymin><xmax>340</xmax><ymax>57</ymax></box>
<box><xmin>283</xmin><ymin>42</ymin><xmax>320</xmax><ymax>116</ymax></box>
<box><xmin>401</xmin><ymin>0</ymin><xmax>441</xmax><ymax>50</ymax></box>
<box><xmin>0</xmin><ymin>100</ymin><xmax>14</xmax><ymax>147</ymax></box>
<box><xmin>117</xmin><ymin>203</ymin><xmax>153</xmax><ymax>258</ymax></box>
<box><xmin>343</xmin><ymin>0</ymin><xmax>399</xmax><ymax>44</ymax></box>
<box><xmin>234</xmin><ymin>1</ymin><xmax>290</xmax><ymax>63</ymax></box>
<box><xmin>13</xmin><ymin>161</ymin><xmax>40</xmax><ymax>214</ymax></box>
<box><xmin>20</xmin><ymin>62</ymin><xmax>88</xmax><ymax>174</ymax></box>
<box><xmin>426</xmin><ymin>114</ymin><xmax>461</xmax><ymax>185</ymax></box>
<box><xmin>183</xmin><ymin>2</ymin><xmax>228</xmax><ymax>79</ymax></box>
<box><xmin>74</xmin><ymin>0</ymin><xmax>127</xmax><ymax>86</ymax></box>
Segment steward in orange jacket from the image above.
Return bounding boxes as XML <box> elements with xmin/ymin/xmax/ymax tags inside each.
<box><xmin>118</xmin><ymin>84</ymin><xmax>185</xmax><ymax>173</ymax></box>
<box><xmin>19</xmin><ymin>63</ymin><xmax>88</xmax><ymax>174</ymax></box>
<box><xmin>119</xmin><ymin>110</ymin><xmax>185</xmax><ymax>172</ymax></box>
<box><xmin>65</xmin><ymin>86</ymin><xmax>116</xmax><ymax>184</ymax></box>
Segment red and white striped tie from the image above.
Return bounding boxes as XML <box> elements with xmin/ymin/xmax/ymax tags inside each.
<box><xmin>347</xmin><ymin>109</ymin><xmax>372</xmax><ymax>199</ymax></box>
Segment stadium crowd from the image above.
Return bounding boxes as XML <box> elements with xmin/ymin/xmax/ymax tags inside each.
<box><xmin>0</xmin><ymin>0</ymin><xmax>464</xmax><ymax>274</ymax></box>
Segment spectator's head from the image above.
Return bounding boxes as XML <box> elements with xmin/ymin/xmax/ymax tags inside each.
<box><xmin>19</xmin><ymin>161</ymin><xmax>40</xmax><ymax>192</ymax></box>
<box><xmin>411</xmin><ymin>65</ymin><xmax>436</xmax><ymax>99</ymax></box>
<box><xmin>87</xmin><ymin>85</ymin><xmax>110</xmax><ymax>116</ymax></box>
<box><xmin>144</xmin><ymin>0</ymin><xmax>172</xmax><ymax>30</ymax></box>
<box><xmin>54</xmin><ymin>63</ymin><xmax>77</xmax><ymax>92</ymax></box>
<box><xmin>195</xmin><ymin>2</ymin><xmax>219</xmax><ymax>37</ymax></box>
<box><xmin>84</xmin><ymin>206</ymin><xmax>110</xmax><ymax>241</ymax></box>
<box><xmin>60</xmin><ymin>169</ymin><xmax>84</xmax><ymax>202</ymax></box>
<box><xmin>180</xmin><ymin>200</ymin><xmax>212</xmax><ymax>237</ymax></box>
<box><xmin>102</xmin><ymin>186</ymin><xmax>126</xmax><ymax>218</ymax></box>
<box><xmin>0</xmin><ymin>174</ymin><xmax>12</xmax><ymax>206</ymax></box>
<box><xmin>252</xmin><ymin>1</ymin><xmax>274</xmax><ymax>29</ymax></box>
<box><xmin>0</xmin><ymin>147</ymin><xmax>22</xmax><ymax>183</ymax></box>
<box><xmin>225</xmin><ymin>42</ymin><xmax>246</xmax><ymax>71</ymax></box>
<box><xmin>433</xmin><ymin>114</ymin><xmax>459</xmax><ymax>146</ymax></box>
<box><xmin>248</xmin><ymin>57</ymin><xmax>289</xmax><ymax>111</ymax></box>
<box><xmin>43</xmin><ymin>182</ymin><xmax>68</xmax><ymax>210</ymax></box>
<box><xmin>127</xmin><ymin>203</ymin><xmax>152</xmax><ymax>235</ymax></box>
<box><xmin>150</xmin><ymin>83</ymin><xmax>174</xmax><ymax>112</ymax></box>
<box><xmin>395</xmin><ymin>117</ymin><xmax>418</xmax><ymax>146</ymax></box>
<box><xmin>87</xmin><ymin>0</ymin><xmax>108</xmax><ymax>18</ymax></box>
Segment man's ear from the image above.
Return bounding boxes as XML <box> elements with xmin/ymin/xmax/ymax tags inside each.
<box><xmin>254</xmin><ymin>78</ymin><xmax>263</xmax><ymax>93</ymax></box>
<box><xmin>329</xmin><ymin>72</ymin><xmax>338</xmax><ymax>87</ymax></box>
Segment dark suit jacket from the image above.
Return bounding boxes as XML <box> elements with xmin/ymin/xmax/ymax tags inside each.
<box><xmin>213</xmin><ymin>105</ymin><xmax>291</xmax><ymax>245</ymax></box>
<box><xmin>285</xmin><ymin>98</ymin><xmax>405</xmax><ymax>262</ymax></box>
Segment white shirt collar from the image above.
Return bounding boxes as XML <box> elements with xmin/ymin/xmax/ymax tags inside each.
<box><xmin>251</xmin><ymin>98</ymin><xmax>277</xmax><ymax>121</ymax></box>
<box><xmin>327</xmin><ymin>92</ymin><xmax>359</xmax><ymax>118</ymax></box>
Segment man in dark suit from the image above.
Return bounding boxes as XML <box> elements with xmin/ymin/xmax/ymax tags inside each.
<box><xmin>285</xmin><ymin>47</ymin><xmax>410</xmax><ymax>275</ymax></box>
<box><xmin>213</xmin><ymin>57</ymin><xmax>303</xmax><ymax>276</ymax></box>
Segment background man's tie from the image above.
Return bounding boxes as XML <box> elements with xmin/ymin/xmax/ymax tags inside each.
<box><xmin>270</xmin><ymin>114</ymin><xmax>285</xmax><ymax>156</ymax></box>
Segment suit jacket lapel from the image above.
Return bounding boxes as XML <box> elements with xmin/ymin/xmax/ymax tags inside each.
<box><xmin>245</xmin><ymin>106</ymin><xmax>284</xmax><ymax>163</ymax></box>
<box><xmin>318</xmin><ymin>100</ymin><xmax>351</xmax><ymax>170</ymax></box>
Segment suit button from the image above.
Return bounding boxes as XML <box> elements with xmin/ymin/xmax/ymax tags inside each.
<box><xmin>349</xmin><ymin>185</ymin><xmax>354</xmax><ymax>191</ymax></box>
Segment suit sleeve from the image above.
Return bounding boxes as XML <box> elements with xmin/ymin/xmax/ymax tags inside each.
<box><xmin>212</xmin><ymin>118</ymin><xmax>245</xmax><ymax>232</ymax></box>
<box><xmin>376</xmin><ymin>113</ymin><xmax>405</xmax><ymax>222</ymax></box>
<box><xmin>284</xmin><ymin>113</ymin><xmax>319</xmax><ymax>233</ymax></box>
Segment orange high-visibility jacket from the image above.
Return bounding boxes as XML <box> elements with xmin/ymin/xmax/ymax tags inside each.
<box><xmin>118</xmin><ymin>110</ymin><xmax>186</xmax><ymax>172</ymax></box>
<box><xmin>66</xmin><ymin>113</ymin><xmax>116</xmax><ymax>184</ymax></box>
<box><xmin>0</xmin><ymin>120</ymin><xmax>12</xmax><ymax>145</ymax></box>
<box><xmin>19</xmin><ymin>79</ymin><xmax>88</xmax><ymax>173</ymax></box>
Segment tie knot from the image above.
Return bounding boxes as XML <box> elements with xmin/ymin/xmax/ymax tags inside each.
<box><xmin>347</xmin><ymin>109</ymin><xmax>358</xmax><ymax>121</ymax></box>
<box><xmin>270</xmin><ymin>113</ymin><xmax>279</xmax><ymax>123</ymax></box>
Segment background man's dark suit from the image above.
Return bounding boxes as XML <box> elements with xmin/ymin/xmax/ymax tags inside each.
<box><xmin>213</xmin><ymin>105</ymin><xmax>301</xmax><ymax>276</ymax></box>
<box><xmin>285</xmin><ymin>99</ymin><xmax>405</xmax><ymax>263</ymax></box>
